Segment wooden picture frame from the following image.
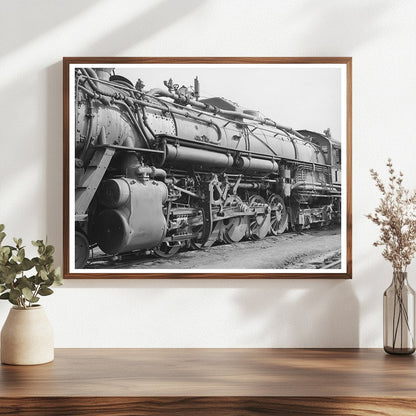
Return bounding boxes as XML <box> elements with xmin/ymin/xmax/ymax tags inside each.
<box><xmin>63</xmin><ymin>57</ymin><xmax>352</xmax><ymax>279</ymax></box>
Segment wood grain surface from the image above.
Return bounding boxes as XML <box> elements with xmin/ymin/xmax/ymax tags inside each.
<box><xmin>2</xmin><ymin>397</ymin><xmax>416</xmax><ymax>416</ymax></box>
<box><xmin>1</xmin><ymin>349</ymin><xmax>415</xmax><ymax>415</ymax></box>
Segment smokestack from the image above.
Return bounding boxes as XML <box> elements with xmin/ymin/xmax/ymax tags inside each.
<box><xmin>194</xmin><ymin>76</ymin><xmax>200</xmax><ymax>100</ymax></box>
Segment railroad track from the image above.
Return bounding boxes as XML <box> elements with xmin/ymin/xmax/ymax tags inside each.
<box><xmin>85</xmin><ymin>226</ymin><xmax>342</xmax><ymax>270</ymax></box>
<box><xmin>322</xmin><ymin>259</ymin><xmax>342</xmax><ymax>269</ymax></box>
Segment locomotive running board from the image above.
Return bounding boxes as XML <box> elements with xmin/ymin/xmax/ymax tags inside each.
<box><xmin>75</xmin><ymin>147</ymin><xmax>116</xmax><ymax>217</ymax></box>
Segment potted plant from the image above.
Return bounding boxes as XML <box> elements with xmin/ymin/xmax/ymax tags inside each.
<box><xmin>367</xmin><ymin>159</ymin><xmax>416</xmax><ymax>354</ymax></box>
<box><xmin>0</xmin><ymin>224</ymin><xmax>62</xmax><ymax>365</ymax></box>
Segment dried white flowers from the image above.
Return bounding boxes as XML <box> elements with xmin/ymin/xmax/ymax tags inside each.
<box><xmin>366</xmin><ymin>159</ymin><xmax>416</xmax><ymax>272</ymax></box>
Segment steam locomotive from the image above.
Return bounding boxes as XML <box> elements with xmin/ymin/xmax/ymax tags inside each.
<box><xmin>74</xmin><ymin>68</ymin><xmax>341</xmax><ymax>268</ymax></box>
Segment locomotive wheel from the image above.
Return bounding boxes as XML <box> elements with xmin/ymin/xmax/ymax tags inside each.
<box><xmin>223</xmin><ymin>216</ymin><xmax>249</xmax><ymax>243</ymax></box>
<box><xmin>75</xmin><ymin>230</ymin><xmax>90</xmax><ymax>269</ymax></box>
<box><xmin>223</xmin><ymin>195</ymin><xmax>249</xmax><ymax>244</ymax></box>
<box><xmin>190</xmin><ymin>224</ymin><xmax>205</xmax><ymax>250</ymax></box>
<box><xmin>249</xmin><ymin>195</ymin><xmax>271</xmax><ymax>240</ymax></box>
<box><xmin>268</xmin><ymin>194</ymin><xmax>288</xmax><ymax>235</ymax></box>
<box><xmin>191</xmin><ymin>221</ymin><xmax>222</xmax><ymax>249</ymax></box>
<box><xmin>154</xmin><ymin>242</ymin><xmax>181</xmax><ymax>258</ymax></box>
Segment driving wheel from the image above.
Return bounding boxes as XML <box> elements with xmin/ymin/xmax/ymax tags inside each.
<box><xmin>268</xmin><ymin>194</ymin><xmax>288</xmax><ymax>235</ymax></box>
<box><xmin>75</xmin><ymin>230</ymin><xmax>90</xmax><ymax>269</ymax></box>
<box><xmin>249</xmin><ymin>195</ymin><xmax>271</xmax><ymax>240</ymax></box>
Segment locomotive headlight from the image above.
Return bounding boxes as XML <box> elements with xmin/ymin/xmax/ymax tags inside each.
<box><xmin>97</xmin><ymin>178</ymin><xmax>131</xmax><ymax>209</ymax></box>
<box><xmin>94</xmin><ymin>178</ymin><xmax>168</xmax><ymax>255</ymax></box>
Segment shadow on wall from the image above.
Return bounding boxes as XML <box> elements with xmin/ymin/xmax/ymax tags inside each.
<box><xmin>45</xmin><ymin>0</ymin><xmax>205</xmax><ymax>263</ymax></box>
<box><xmin>0</xmin><ymin>0</ymin><xmax>205</xmax><ymax>331</ymax></box>
<box><xmin>0</xmin><ymin>0</ymin><xmax>101</xmax><ymax>56</ymax></box>
<box><xmin>40</xmin><ymin>0</ymin><xmax>365</xmax><ymax>351</ymax></box>
<box><xmin>354</xmin><ymin>244</ymin><xmax>397</xmax><ymax>348</ymax></box>
<box><xmin>294</xmin><ymin>0</ymin><xmax>394</xmax><ymax>53</ymax></box>
<box><xmin>233</xmin><ymin>279</ymin><xmax>359</xmax><ymax>347</ymax></box>
<box><xmin>82</xmin><ymin>0</ymin><xmax>206</xmax><ymax>56</ymax></box>
<box><xmin>57</xmin><ymin>277</ymin><xmax>359</xmax><ymax>348</ymax></box>
<box><xmin>46</xmin><ymin>62</ymin><xmax>64</xmax><ymax>262</ymax></box>
<box><xmin>46</xmin><ymin>0</ymin><xmax>393</xmax><ymax>272</ymax></box>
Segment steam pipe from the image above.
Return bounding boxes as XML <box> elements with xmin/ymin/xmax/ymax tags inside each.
<box><xmin>231</xmin><ymin>182</ymin><xmax>263</xmax><ymax>190</ymax></box>
<box><xmin>77</xmin><ymin>84</ymin><xmax>151</xmax><ymax>149</ymax></box>
<box><xmin>78</xmin><ymin>83</ymin><xmax>218</xmax><ymax>145</ymax></box>
<box><xmin>79</xmin><ymin>75</ymin><xmax>300</xmax><ymax>143</ymax></box>
<box><xmin>147</xmin><ymin>88</ymin><xmax>175</xmax><ymax>99</ymax></box>
<box><xmin>291</xmin><ymin>181</ymin><xmax>341</xmax><ymax>192</ymax></box>
<box><xmin>147</xmin><ymin>87</ymin><xmax>305</xmax><ymax>139</ymax></box>
<box><xmin>113</xmin><ymin>99</ymin><xmax>151</xmax><ymax>149</ymax></box>
<box><xmin>134</xmin><ymin>166</ymin><xmax>167</xmax><ymax>180</ymax></box>
<box><xmin>85</xmin><ymin>68</ymin><xmax>98</xmax><ymax>79</ymax></box>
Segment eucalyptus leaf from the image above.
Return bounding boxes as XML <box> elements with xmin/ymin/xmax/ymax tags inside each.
<box><xmin>39</xmin><ymin>270</ymin><xmax>48</xmax><ymax>281</ymax></box>
<box><xmin>17</xmin><ymin>276</ymin><xmax>35</xmax><ymax>290</ymax></box>
<box><xmin>38</xmin><ymin>287</ymin><xmax>54</xmax><ymax>296</ymax></box>
<box><xmin>43</xmin><ymin>256</ymin><xmax>54</xmax><ymax>265</ymax></box>
<box><xmin>0</xmin><ymin>230</ymin><xmax>61</xmax><ymax>305</ymax></box>
<box><xmin>3</xmin><ymin>271</ymin><xmax>16</xmax><ymax>284</ymax></box>
<box><xmin>21</xmin><ymin>258</ymin><xmax>33</xmax><ymax>271</ymax></box>
<box><xmin>17</xmin><ymin>248</ymin><xmax>25</xmax><ymax>263</ymax></box>
<box><xmin>0</xmin><ymin>264</ymin><xmax>7</xmax><ymax>274</ymax></box>
<box><xmin>8</xmin><ymin>297</ymin><xmax>18</xmax><ymax>306</ymax></box>
<box><xmin>45</xmin><ymin>245</ymin><xmax>55</xmax><ymax>256</ymax></box>
<box><xmin>9</xmin><ymin>288</ymin><xmax>21</xmax><ymax>301</ymax></box>
<box><xmin>43</xmin><ymin>276</ymin><xmax>54</xmax><ymax>287</ymax></box>
<box><xmin>54</xmin><ymin>266</ymin><xmax>61</xmax><ymax>276</ymax></box>
<box><xmin>4</xmin><ymin>245</ymin><xmax>17</xmax><ymax>252</ymax></box>
<box><xmin>13</xmin><ymin>237</ymin><xmax>21</xmax><ymax>248</ymax></box>
<box><xmin>9</xmin><ymin>264</ymin><xmax>21</xmax><ymax>274</ymax></box>
<box><xmin>22</xmin><ymin>287</ymin><xmax>34</xmax><ymax>301</ymax></box>
<box><xmin>0</xmin><ymin>246</ymin><xmax>11</xmax><ymax>264</ymax></box>
<box><xmin>53</xmin><ymin>267</ymin><xmax>63</xmax><ymax>285</ymax></box>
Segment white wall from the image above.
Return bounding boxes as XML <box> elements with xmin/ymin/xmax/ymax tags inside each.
<box><xmin>0</xmin><ymin>0</ymin><xmax>415</xmax><ymax>347</ymax></box>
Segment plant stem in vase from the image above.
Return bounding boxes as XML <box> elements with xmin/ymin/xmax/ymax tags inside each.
<box><xmin>384</xmin><ymin>271</ymin><xmax>415</xmax><ymax>354</ymax></box>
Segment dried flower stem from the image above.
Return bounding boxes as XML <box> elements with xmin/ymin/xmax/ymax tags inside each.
<box><xmin>366</xmin><ymin>159</ymin><xmax>416</xmax><ymax>272</ymax></box>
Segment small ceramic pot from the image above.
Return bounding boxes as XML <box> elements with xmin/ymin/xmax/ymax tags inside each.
<box><xmin>1</xmin><ymin>305</ymin><xmax>54</xmax><ymax>365</ymax></box>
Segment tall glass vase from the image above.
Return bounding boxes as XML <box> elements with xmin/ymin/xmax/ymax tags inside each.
<box><xmin>383</xmin><ymin>271</ymin><xmax>415</xmax><ymax>355</ymax></box>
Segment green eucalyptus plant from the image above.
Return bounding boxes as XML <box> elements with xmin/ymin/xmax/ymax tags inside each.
<box><xmin>0</xmin><ymin>224</ymin><xmax>62</xmax><ymax>309</ymax></box>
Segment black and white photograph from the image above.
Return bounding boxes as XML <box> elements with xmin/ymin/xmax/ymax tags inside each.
<box><xmin>64</xmin><ymin>58</ymin><xmax>352</xmax><ymax>278</ymax></box>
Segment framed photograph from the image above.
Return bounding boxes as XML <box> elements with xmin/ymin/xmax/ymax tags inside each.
<box><xmin>63</xmin><ymin>57</ymin><xmax>352</xmax><ymax>279</ymax></box>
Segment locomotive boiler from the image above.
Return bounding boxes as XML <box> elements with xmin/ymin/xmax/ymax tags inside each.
<box><xmin>74</xmin><ymin>67</ymin><xmax>341</xmax><ymax>268</ymax></box>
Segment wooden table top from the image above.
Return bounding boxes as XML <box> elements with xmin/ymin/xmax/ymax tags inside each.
<box><xmin>1</xmin><ymin>348</ymin><xmax>415</xmax><ymax>398</ymax></box>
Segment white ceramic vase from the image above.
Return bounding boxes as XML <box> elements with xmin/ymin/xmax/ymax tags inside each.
<box><xmin>1</xmin><ymin>305</ymin><xmax>54</xmax><ymax>365</ymax></box>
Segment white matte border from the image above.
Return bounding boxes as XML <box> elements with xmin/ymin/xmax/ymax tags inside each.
<box><xmin>68</xmin><ymin>62</ymin><xmax>349</xmax><ymax>275</ymax></box>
